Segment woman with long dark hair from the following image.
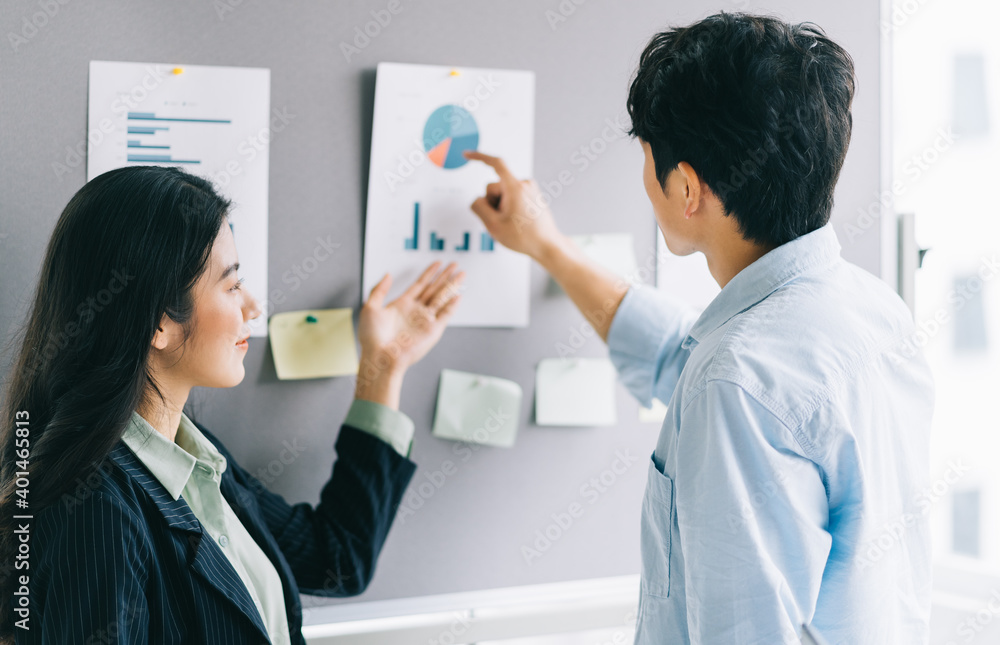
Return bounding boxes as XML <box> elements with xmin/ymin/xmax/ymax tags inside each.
<box><xmin>0</xmin><ymin>165</ymin><xmax>463</xmax><ymax>643</ymax></box>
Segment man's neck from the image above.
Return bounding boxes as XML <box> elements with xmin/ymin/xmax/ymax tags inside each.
<box><xmin>704</xmin><ymin>234</ymin><xmax>777</xmax><ymax>289</ymax></box>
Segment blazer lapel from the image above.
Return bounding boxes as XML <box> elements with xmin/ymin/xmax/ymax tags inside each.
<box><xmin>109</xmin><ymin>442</ymin><xmax>272</xmax><ymax>643</ymax></box>
<box><xmin>219</xmin><ymin>469</ymin><xmax>303</xmax><ymax>640</ymax></box>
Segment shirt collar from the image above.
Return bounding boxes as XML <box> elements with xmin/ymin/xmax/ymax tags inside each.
<box><xmin>682</xmin><ymin>223</ymin><xmax>843</xmax><ymax>350</ymax></box>
<box><xmin>120</xmin><ymin>410</ymin><xmax>227</xmax><ymax>500</ymax></box>
<box><xmin>175</xmin><ymin>413</ymin><xmax>228</xmax><ymax>477</ymax></box>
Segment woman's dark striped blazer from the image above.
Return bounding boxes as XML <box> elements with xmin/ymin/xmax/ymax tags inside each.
<box><xmin>17</xmin><ymin>421</ymin><xmax>417</xmax><ymax>644</ymax></box>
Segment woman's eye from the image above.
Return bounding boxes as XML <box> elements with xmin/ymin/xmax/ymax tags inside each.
<box><xmin>230</xmin><ymin>277</ymin><xmax>245</xmax><ymax>292</ymax></box>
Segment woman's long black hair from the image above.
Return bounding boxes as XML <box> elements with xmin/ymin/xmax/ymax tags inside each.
<box><xmin>0</xmin><ymin>165</ymin><xmax>230</xmax><ymax>638</ymax></box>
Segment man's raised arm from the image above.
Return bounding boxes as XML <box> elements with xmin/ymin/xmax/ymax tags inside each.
<box><xmin>465</xmin><ymin>150</ymin><xmax>698</xmax><ymax>407</ymax></box>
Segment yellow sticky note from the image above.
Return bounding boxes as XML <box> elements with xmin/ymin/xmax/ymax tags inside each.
<box><xmin>268</xmin><ymin>309</ymin><xmax>359</xmax><ymax>379</ymax></box>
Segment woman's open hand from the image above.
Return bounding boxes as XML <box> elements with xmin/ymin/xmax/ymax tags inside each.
<box><xmin>355</xmin><ymin>262</ymin><xmax>464</xmax><ymax>408</ymax></box>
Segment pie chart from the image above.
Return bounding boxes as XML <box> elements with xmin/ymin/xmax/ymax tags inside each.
<box><xmin>423</xmin><ymin>105</ymin><xmax>479</xmax><ymax>169</ymax></box>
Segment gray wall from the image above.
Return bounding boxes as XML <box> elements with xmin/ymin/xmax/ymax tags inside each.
<box><xmin>0</xmin><ymin>0</ymin><xmax>884</xmax><ymax>615</ymax></box>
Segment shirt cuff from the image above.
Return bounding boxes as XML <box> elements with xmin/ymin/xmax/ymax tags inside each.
<box><xmin>344</xmin><ymin>398</ymin><xmax>415</xmax><ymax>458</ymax></box>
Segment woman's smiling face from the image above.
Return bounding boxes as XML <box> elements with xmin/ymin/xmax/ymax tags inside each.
<box><xmin>151</xmin><ymin>218</ymin><xmax>262</xmax><ymax>389</ymax></box>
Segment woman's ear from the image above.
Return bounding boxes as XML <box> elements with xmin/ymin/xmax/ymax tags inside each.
<box><xmin>151</xmin><ymin>314</ymin><xmax>180</xmax><ymax>351</ymax></box>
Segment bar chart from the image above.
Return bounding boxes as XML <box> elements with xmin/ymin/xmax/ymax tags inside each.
<box><xmin>402</xmin><ymin>201</ymin><xmax>494</xmax><ymax>252</ymax></box>
<box><xmin>404</xmin><ymin>203</ymin><xmax>420</xmax><ymax>249</ymax></box>
<box><xmin>362</xmin><ymin>62</ymin><xmax>533</xmax><ymax>327</ymax></box>
<box><xmin>124</xmin><ymin>111</ymin><xmax>231</xmax><ymax>164</ymax></box>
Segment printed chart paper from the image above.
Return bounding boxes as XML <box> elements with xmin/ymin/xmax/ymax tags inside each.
<box><xmin>87</xmin><ymin>61</ymin><xmax>271</xmax><ymax>337</ymax></box>
<box><xmin>362</xmin><ymin>62</ymin><xmax>535</xmax><ymax>327</ymax></box>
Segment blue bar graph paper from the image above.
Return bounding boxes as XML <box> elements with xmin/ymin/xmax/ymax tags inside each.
<box><xmin>405</xmin><ymin>203</ymin><xmax>419</xmax><ymax>250</ymax></box>
<box><xmin>480</xmin><ymin>232</ymin><xmax>494</xmax><ymax>251</ymax></box>
<box><xmin>127</xmin><ymin>155</ymin><xmax>200</xmax><ymax>164</ymax></box>
<box><xmin>124</xmin><ymin>112</ymin><xmax>222</xmax><ymax>165</ymax></box>
<box><xmin>455</xmin><ymin>232</ymin><xmax>470</xmax><ymax>251</ymax></box>
<box><xmin>127</xmin><ymin>112</ymin><xmax>231</xmax><ymax>124</ymax></box>
<box><xmin>429</xmin><ymin>232</ymin><xmax>445</xmax><ymax>251</ymax></box>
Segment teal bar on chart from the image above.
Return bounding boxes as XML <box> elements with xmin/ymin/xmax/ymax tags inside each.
<box><xmin>405</xmin><ymin>202</ymin><xmax>420</xmax><ymax>250</ymax></box>
<box><xmin>480</xmin><ymin>232</ymin><xmax>494</xmax><ymax>251</ymax></box>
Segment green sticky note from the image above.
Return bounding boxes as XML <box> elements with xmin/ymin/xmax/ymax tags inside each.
<box><xmin>535</xmin><ymin>358</ymin><xmax>617</xmax><ymax>426</ymax></box>
<box><xmin>571</xmin><ymin>233</ymin><xmax>639</xmax><ymax>280</ymax></box>
<box><xmin>431</xmin><ymin>369</ymin><xmax>523</xmax><ymax>447</ymax></box>
<box><xmin>639</xmin><ymin>397</ymin><xmax>668</xmax><ymax>424</ymax></box>
<box><xmin>549</xmin><ymin>234</ymin><xmax>640</xmax><ymax>296</ymax></box>
<box><xmin>268</xmin><ymin>308</ymin><xmax>359</xmax><ymax>379</ymax></box>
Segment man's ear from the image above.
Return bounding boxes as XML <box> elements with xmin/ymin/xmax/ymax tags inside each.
<box><xmin>677</xmin><ymin>161</ymin><xmax>703</xmax><ymax>219</ymax></box>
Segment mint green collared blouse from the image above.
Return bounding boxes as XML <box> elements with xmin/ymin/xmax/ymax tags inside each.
<box><xmin>120</xmin><ymin>398</ymin><xmax>414</xmax><ymax>644</ymax></box>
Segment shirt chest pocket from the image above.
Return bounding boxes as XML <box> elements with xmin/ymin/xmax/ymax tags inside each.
<box><xmin>640</xmin><ymin>453</ymin><xmax>674</xmax><ymax>598</ymax></box>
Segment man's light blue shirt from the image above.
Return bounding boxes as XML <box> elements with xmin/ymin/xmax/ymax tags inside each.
<box><xmin>606</xmin><ymin>223</ymin><xmax>935</xmax><ymax>644</ymax></box>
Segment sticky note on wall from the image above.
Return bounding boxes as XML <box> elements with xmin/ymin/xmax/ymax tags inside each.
<box><xmin>432</xmin><ymin>369</ymin><xmax>523</xmax><ymax>447</ymax></box>
<box><xmin>268</xmin><ymin>308</ymin><xmax>359</xmax><ymax>379</ymax></box>
<box><xmin>639</xmin><ymin>398</ymin><xmax>668</xmax><ymax>424</ymax></box>
<box><xmin>535</xmin><ymin>358</ymin><xmax>617</xmax><ymax>426</ymax></box>
<box><xmin>571</xmin><ymin>233</ymin><xmax>639</xmax><ymax>282</ymax></box>
<box><xmin>549</xmin><ymin>234</ymin><xmax>640</xmax><ymax>296</ymax></box>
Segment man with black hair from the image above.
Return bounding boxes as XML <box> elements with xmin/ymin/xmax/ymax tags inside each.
<box><xmin>465</xmin><ymin>11</ymin><xmax>934</xmax><ymax>645</ymax></box>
